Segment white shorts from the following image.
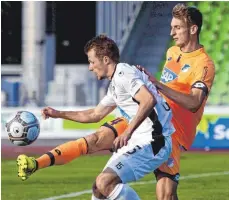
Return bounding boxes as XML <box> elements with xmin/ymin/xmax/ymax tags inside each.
<box><xmin>103</xmin><ymin>135</ymin><xmax>172</xmax><ymax>183</ymax></box>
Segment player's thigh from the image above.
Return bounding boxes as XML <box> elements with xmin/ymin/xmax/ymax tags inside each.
<box><xmin>154</xmin><ymin>136</ymin><xmax>181</xmax><ymax>183</ymax></box>
<box><xmin>86</xmin><ymin>117</ymin><xmax>128</xmax><ymax>153</ymax></box>
<box><xmin>154</xmin><ymin>136</ymin><xmax>181</xmax><ymax>199</ymax></box>
<box><xmin>105</xmin><ymin>136</ymin><xmax>172</xmax><ymax>184</ymax></box>
<box><xmin>85</xmin><ymin>126</ymin><xmax>114</xmax><ymax>153</ymax></box>
<box><xmin>102</xmin><ymin>117</ymin><xmax>128</xmax><ymax>137</ymax></box>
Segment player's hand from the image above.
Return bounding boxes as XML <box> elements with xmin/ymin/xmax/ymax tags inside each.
<box><xmin>136</xmin><ymin>65</ymin><xmax>157</xmax><ymax>83</ymax></box>
<box><xmin>41</xmin><ymin>107</ymin><xmax>60</xmax><ymax>120</ymax></box>
<box><xmin>112</xmin><ymin>131</ymin><xmax>132</xmax><ymax>152</ymax></box>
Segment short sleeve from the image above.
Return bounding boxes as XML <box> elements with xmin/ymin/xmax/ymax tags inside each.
<box><xmin>119</xmin><ymin>67</ymin><xmax>145</xmax><ymax>97</ymax></box>
<box><xmin>161</xmin><ymin>48</ymin><xmax>172</xmax><ymax>72</ymax></box>
<box><xmin>100</xmin><ymin>88</ymin><xmax>116</xmax><ymax>107</ymax></box>
<box><xmin>191</xmin><ymin>60</ymin><xmax>215</xmax><ymax>95</ymax></box>
<box><xmin>166</xmin><ymin>48</ymin><xmax>170</xmax><ymax>60</ymax></box>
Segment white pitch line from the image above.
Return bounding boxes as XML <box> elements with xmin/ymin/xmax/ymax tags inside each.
<box><xmin>39</xmin><ymin>171</ymin><xmax>229</xmax><ymax>200</ymax></box>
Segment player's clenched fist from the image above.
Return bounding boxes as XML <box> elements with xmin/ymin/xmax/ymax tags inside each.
<box><xmin>41</xmin><ymin>107</ymin><xmax>60</xmax><ymax>120</ymax></box>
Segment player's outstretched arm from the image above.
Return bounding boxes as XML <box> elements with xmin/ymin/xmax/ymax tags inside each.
<box><xmin>41</xmin><ymin>104</ymin><xmax>116</xmax><ymax>123</ymax></box>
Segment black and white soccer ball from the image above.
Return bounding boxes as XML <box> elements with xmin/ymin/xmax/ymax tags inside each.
<box><xmin>5</xmin><ymin>111</ymin><xmax>40</xmax><ymax>146</ymax></box>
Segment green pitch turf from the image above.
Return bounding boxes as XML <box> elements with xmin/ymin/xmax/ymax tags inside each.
<box><xmin>63</xmin><ymin>114</ymin><xmax>115</xmax><ymax>130</ymax></box>
<box><xmin>2</xmin><ymin>152</ymin><xmax>229</xmax><ymax>200</ymax></box>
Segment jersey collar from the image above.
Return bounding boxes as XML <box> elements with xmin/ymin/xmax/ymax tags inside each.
<box><xmin>110</xmin><ymin>63</ymin><xmax>118</xmax><ymax>80</ymax></box>
<box><xmin>179</xmin><ymin>46</ymin><xmax>205</xmax><ymax>58</ymax></box>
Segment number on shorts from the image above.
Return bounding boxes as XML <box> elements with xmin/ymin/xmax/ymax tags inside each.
<box><xmin>126</xmin><ymin>145</ymin><xmax>142</xmax><ymax>155</ymax></box>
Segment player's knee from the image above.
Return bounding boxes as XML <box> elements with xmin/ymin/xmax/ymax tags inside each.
<box><xmin>95</xmin><ymin>173</ymin><xmax>110</xmax><ymax>196</ymax></box>
<box><xmin>162</xmin><ymin>189</ymin><xmax>177</xmax><ymax>200</ymax></box>
<box><xmin>96</xmin><ymin>171</ymin><xmax>119</xmax><ymax>197</ymax></box>
<box><xmin>84</xmin><ymin>133</ymin><xmax>100</xmax><ymax>153</ymax></box>
<box><xmin>92</xmin><ymin>182</ymin><xmax>106</xmax><ymax>199</ymax></box>
<box><xmin>86</xmin><ymin>127</ymin><xmax>115</xmax><ymax>153</ymax></box>
<box><xmin>157</xmin><ymin>190</ymin><xmax>177</xmax><ymax>200</ymax></box>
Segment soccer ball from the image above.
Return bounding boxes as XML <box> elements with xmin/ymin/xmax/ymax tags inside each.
<box><xmin>5</xmin><ymin>111</ymin><xmax>40</xmax><ymax>146</ymax></box>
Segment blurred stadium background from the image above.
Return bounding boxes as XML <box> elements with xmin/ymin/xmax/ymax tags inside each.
<box><xmin>1</xmin><ymin>1</ymin><xmax>229</xmax><ymax>200</ymax></box>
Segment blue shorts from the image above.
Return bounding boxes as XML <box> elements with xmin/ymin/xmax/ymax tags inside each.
<box><xmin>103</xmin><ymin>135</ymin><xmax>172</xmax><ymax>183</ymax></box>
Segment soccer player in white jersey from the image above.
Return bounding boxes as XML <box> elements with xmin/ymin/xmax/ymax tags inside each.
<box><xmin>83</xmin><ymin>35</ymin><xmax>175</xmax><ymax>200</ymax></box>
<box><xmin>17</xmin><ymin>35</ymin><xmax>174</xmax><ymax>200</ymax></box>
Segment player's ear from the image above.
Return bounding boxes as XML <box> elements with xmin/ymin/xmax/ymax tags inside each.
<box><xmin>190</xmin><ymin>24</ymin><xmax>198</xmax><ymax>35</ymax></box>
<box><xmin>103</xmin><ymin>56</ymin><xmax>110</xmax><ymax>64</ymax></box>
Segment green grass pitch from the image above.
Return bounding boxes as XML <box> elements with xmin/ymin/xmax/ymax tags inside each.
<box><xmin>2</xmin><ymin>152</ymin><xmax>229</xmax><ymax>200</ymax></box>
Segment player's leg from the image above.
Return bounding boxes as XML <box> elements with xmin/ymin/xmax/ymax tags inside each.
<box><xmin>35</xmin><ymin>117</ymin><xmax>128</xmax><ymax>168</ymax></box>
<box><xmin>17</xmin><ymin>128</ymin><xmax>112</xmax><ymax>181</ymax></box>
<box><xmin>88</xmin><ymin>117</ymin><xmax>129</xmax><ymax>154</ymax></box>
<box><xmin>156</xmin><ymin>176</ymin><xmax>178</xmax><ymax>200</ymax></box>
<box><xmin>17</xmin><ymin>117</ymin><xmax>128</xmax><ymax>180</ymax></box>
<box><xmin>34</xmin><ymin>127</ymin><xmax>112</xmax><ymax>169</ymax></box>
<box><xmin>91</xmin><ymin>181</ymin><xmax>107</xmax><ymax>199</ymax></box>
<box><xmin>154</xmin><ymin>136</ymin><xmax>181</xmax><ymax>200</ymax></box>
<box><xmin>93</xmin><ymin>135</ymin><xmax>172</xmax><ymax>199</ymax></box>
<box><xmin>95</xmin><ymin>168</ymin><xmax>140</xmax><ymax>200</ymax></box>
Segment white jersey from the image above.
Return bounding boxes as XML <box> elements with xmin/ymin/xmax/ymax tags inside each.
<box><xmin>100</xmin><ymin>63</ymin><xmax>175</xmax><ymax>144</ymax></box>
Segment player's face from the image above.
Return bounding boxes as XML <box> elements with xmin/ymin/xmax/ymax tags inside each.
<box><xmin>87</xmin><ymin>49</ymin><xmax>108</xmax><ymax>80</ymax></box>
<box><xmin>170</xmin><ymin>17</ymin><xmax>190</xmax><ymax>48</ymax></box>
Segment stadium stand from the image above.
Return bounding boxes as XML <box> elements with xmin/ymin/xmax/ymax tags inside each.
<box><xmin>108</xmin><ymin>1</ymin><xmax>228</xmax><ymax>106</ymax></box>
<box><xmin>2</xmin><ymin>2</ymin><xmax>228</xmax><ymax>106</ymax></box>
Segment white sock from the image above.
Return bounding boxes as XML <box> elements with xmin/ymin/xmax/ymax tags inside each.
<box><xmin>107</xmin><ymin>183</ymin><xmax>140</xmax><ymax>200</ymax></box>
<box><xmin>91</xmin><ymin>194</ymin><xmax>101</xmax><ymax>200</ymax></box>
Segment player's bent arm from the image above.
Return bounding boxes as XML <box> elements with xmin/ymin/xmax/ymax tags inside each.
<box><xmin>125</xmin><ymin>85</ymin><xmax>157</xmax><ymax>134</ymax></box>
<box><xmin>155</xmin><ymin>81</ymin><xmax>206</xmax><ymax>112</ymax></box>
<box><xmin>59</xmin><ymin>104</ymin><xmax>116</xmax><ymax>123</ymax></box>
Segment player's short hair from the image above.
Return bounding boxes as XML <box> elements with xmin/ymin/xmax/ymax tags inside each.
<box><xmin>172</xmin><ymin>3</ymin><xmax>203</xmax><ymax>36</ymax></box>
<box><xmin>84</xmin><ymin>34</ymin><xmax>120</xmax><ymax>63</ymax></box>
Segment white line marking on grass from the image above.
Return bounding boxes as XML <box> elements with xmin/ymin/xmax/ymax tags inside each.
<box><xmin>39</xmin><ymin>171</ymin><xmax>229</xmax><ymax>200</ymax></box>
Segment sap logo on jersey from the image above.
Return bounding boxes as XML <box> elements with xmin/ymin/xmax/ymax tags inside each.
<box><xmin>161</xmin><ymin>68</ymin><xmax>178</xmax><ymax>83</ymax></box>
